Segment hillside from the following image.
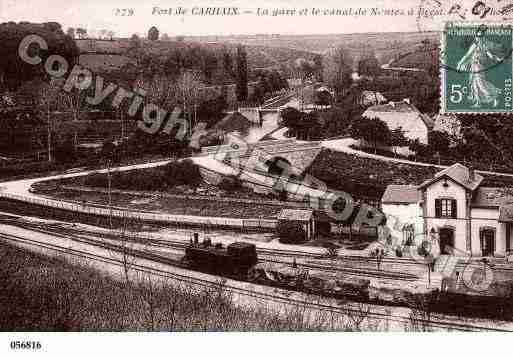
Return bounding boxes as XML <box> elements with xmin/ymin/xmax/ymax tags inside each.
<box><xmin>76</xmin><ymin>38</ymin><xmax>318</xmax><ymax>72</ymax></box>
<box><xmin>75</xmin><ymin>32</ymin><xmax>440</xmax><ymax>75</ymax></box>
<box><xmin>184</xmin><ymin>32</ymin><xmax>440</xmax><ymax>65</ymax></box>
<box><xmin>388</xmin><ymin>44</ymin><xmax>439</xmax><ymax>70</ymax></box>
<box><xmin>0</xmin><ymin>240</ymin><xmax>345</xmax><ymax>330</ymax></box>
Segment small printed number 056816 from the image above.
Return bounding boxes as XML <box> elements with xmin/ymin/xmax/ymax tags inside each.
<box><xmin>10</xmin><ymin>341</ymin><xmax>42</xmax><ymax>350</ymax></box>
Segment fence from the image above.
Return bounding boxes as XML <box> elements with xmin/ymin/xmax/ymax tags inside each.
<box><xmin>0</xmin><ymin>192</ymin><xmax>278</xmax><ymax>232</ymax></box>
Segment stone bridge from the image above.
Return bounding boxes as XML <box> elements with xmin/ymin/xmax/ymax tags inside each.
<box><xmin>201</xmin><ymin>139</ymin><xmax>322</xmax><ymax>176</ymax></box>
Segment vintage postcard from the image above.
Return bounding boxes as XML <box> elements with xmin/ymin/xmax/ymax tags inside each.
<box><xmin>1</xmin><ymin>0</ymin><xmax>513</xmax><ymax>356</ymax></box>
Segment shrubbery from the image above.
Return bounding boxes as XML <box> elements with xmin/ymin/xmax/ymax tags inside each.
<box><xmin>218</xmin><ymin>175</ymin><xmax>243</xmax><ymax>192</ymax></box>
<box><xmin>276</xmin><ymin>221</ymin><xmax>306</xmax><ymax>244</ymax></box>
<box><xmin>83</xmin><ymin>159</ymin><xmax>202</xmax><ymax>191</ymax></box>
<box><xmin>0</xmin><ymin>242</ymin><xmax>354</xmax><ymax>330</ymax></box>
<box><xmin>306</xmin><ymin>149</ymin><xmax>513</xmax><ymax>203</ymax></box>
<box><xmin>164</xmin><ymin>159</ymin><xmax>202</xmax><ymax>187</ymax></box>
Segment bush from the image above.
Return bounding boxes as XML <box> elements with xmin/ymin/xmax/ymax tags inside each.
<box><xmin>417</xmin><ymin>242</ymin><xmax>430</xmax><ymax>257</ymax></box>
<box><xmin>316</xmin><ymin>221</ymin><xmax>332</xmax><ymax>236</ymax></box>
<box><xmin>82</xmin><ymin>159</ymin><xmax>202</xmax><ymax>191</ymax></box>
<box><xmin>164</xmin><ymin>159</ymin><xmax>202</xmax><ymax>187</ymax></box>
<box><xmin>218</xmin><ymin>175</ymin><xmax>243</xmax><ymax>191</ymax></box>
<box><xmin>276</xmin><ymin>221</ymin><xmax>306</xmax><ymax>244</ymax></box>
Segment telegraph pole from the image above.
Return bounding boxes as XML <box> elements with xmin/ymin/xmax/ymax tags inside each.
<box><xmin>47</xmin><ymin>102</ymin><xmax>52</xmax><ymax>162</ymax></box>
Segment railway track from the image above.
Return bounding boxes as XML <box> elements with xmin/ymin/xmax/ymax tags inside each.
<box><xmin>0</xmin><ymin>230</ymin><xmax>510</xmax><ymax>332</ymax></box>
<box><xmin>1</xmin><ymin>218</ymin><xmax>418</xmax><ymax>282</ymax></box>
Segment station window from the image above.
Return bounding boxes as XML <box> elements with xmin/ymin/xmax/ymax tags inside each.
<box><xmin>435</xmin><ymin>198</ymin><xmax>457</xmax><ymax>219</ymax></box>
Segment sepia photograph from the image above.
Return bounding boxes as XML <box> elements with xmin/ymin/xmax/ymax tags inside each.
<box><xmin>1</xmin><ymin>0</ymin><xmax>513</xmax><ymax>355</ymax></box>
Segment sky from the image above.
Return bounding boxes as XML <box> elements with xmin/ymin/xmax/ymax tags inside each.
<box><xmin>0</xmin><ymin>0</ymin><xmax>509</xmax><ymax>37</ymax></box>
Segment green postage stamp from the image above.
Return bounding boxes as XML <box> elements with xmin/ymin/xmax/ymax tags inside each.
<box><xmin>441</xmin><ymin>22</ymin><xmax>513</xmax><ymax>113</ymax></box>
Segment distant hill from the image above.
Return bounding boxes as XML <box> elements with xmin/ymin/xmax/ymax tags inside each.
<box><xmin>182</xmin><ymin>32</ymin><xmax>440</xmax><ymax>65</ymax></box>
<box><xmin>75</xmin><ymin>38</ymin><xmax>318</xmax><ymax>72</ymax></box>
<box><xmin>388</xmin><ymin>44</ymin><xmax>439</xmax><ymax>70</ymax></box>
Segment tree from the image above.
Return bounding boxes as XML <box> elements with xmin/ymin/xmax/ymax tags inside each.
<box><xmin>161</xmin><ymin>33</ymin><xmax>170</xmax><ymax>41</ymax></box>
<box><xmin>176</xmin><ymin>70</ymin><xmax>203</xmax><ymax>135</ymax></box>
<box><xmin>350</xmin><ymin>117</ymin><xmax>391</xmax><ymax>153</ymax></box>
<box><xmin>99</xmin><ymin>29</ymin><xmax>108</xmax><ymax>39</ymax></box>
<box><xmin>428</xmin><ymin>130</ymin><xmax>450</xmax><ymax>156</ymax></box>
<box><xmin>130</xmin><ymin>34</ymin><xmax>141</xmax><ymax>48</ymax></box>
<box><xmin>315</xmin><ymin>90</ymin><xmax>333</xmax><ymax>108</ymax></box>
<box><xmin>409</xmin><ymin>138</ymin><xmax>428</xmax><ymax>160</ymax></box>
<box><xmin>390</xmin><ymin>127</ymin><xmax>408</xmax><ymax>157</ymax></box>
<box><xmin>357</xmin><ymin>51</ymin><xmax>380</xmax><ymax>78</ymax></box>
<box><xmin>66</xmin><ymin>27</ymin><xmax>75</xmax><ymax>39</ymax></box>
<box><xmin>249</xmin><ymin>82</ymin><xmax>266</xmax><ymax>104</ymax></box>
<box><xmin>280</xmin><ymin>107</ymin><xmax>302</xmax><ymax>133</ymax></box>
<box><xmin>235</xmin><ymin>45</ymin><xmax>248</xmax><ymax>102</ymax></box>
<box><xmin>222</xmin><ymin>48</ymin><xmax>234</xmax><ymax>79</ymax></box>
<box><xmin>76</xmin><ymin>28</ymin><xmax>87</xmax><ymax>39</ymax></box>
<box><xmin>295</xmin><ymin>58</ymin><xmax>315</xmax><ymax>80</ymax></box>
<box><xmin>218</xmin><ymin>175</ymin><xmax>243</xmax><ymax>192</ymax></box>
<box><xmin>294</xmin><ymin>58</ymin><xmax>315</xmax><ymax>109</ymax></box>
<box><xmin>53</xmin><ymin>135</ymin><xmax>77</xmax><ymax>163</ymax></box>
<box><xmin>313</xmin><ymin>54</ymin><xmax>324</xmax><ymax>81</ymax></box>
<box><xmin>276</xmin><ymin>221</ymin><xmax>306</xmax><ymax>244</ymax></box>
<box><xmin>164</xmin><ymin>159</ymin><xmax>202</xmax><ymax>187</ymax></box>
<box><xmin>301</xmin><ymin>112</ymin><xmax>322</xmax><ymax>140</ymax></box>
<box><xmin>0</xmin><ymin>22</ymin><xmax>79</xmax><ymax>90</ymax></box>
<box><xmin>148</xmin><ymin>26</ymin><xmax>159</xmax><ymax>41</ymax></box>
<box><xmin>318</xmin><ymin>106</ymin><xmax>356</xmax><ymax>138</ymax></box>
<box><xmin>323</xmin><ymin>46</ymin><xmax>353</xmax><ymax>101</ymax></box>
<box><xmin>197</xmin><ymin>95</ymin><xmax>227</xmax><ymax>127</ymax></box>
<box><xmin>37</xmin><ymin>79</ymin><xmax>62</xmax><ymax>162</ymax></box>
<box><xmin>60</xmin><ymin>86</ymin><xmax>88</xmax><ymax>150</ymax></box>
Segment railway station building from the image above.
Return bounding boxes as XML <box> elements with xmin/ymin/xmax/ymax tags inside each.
<box><xmin>381</xmin><ymin>163</ymin><xmax>513</xmax><ymax>258</ymax></box>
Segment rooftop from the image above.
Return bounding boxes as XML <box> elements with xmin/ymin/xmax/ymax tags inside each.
<box><xmin>419</xmin><ymin>163</ymin><xmax>484</xmax><ymax>192</ymax></box>
<box><xmin>214</xmin><ymin>112</ymin><xmax>253</xmax><ymax>136</ymax></box>
<box><xmin>278</xmin><ymin>208</ymin><xmax>314</xmax><ymax>222</ymax></box>
<box><xmin>472</xmin><ymin>187</ymin><xmax>513</xmax><ymax>208</ymax></box>
<box><xmin>366</xmin><ymin>100</ymin><xmax>416</xmax><ymax>113</ymax></box>
<box><xmin>363</xmin><ymin>99</ymin><xmax>434</xmax><ymax>129</ymax></box>
<box><xmin>381</xmin><ymin>185</ymin><xmax>420</xmax><ymax>204</ymax></box>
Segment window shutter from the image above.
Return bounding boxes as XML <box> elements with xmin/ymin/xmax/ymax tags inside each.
<box><xmin>451</xmin><ymin>199</ymin><xmax>457</xmax><ymax>218</ymax></box>
<box><xmin>435</xmin><ymin>199</ymin><xmax>441</xmax><ymax>217</ymax></box>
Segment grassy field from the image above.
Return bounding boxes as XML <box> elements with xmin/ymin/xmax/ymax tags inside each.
<box><xmin>34</xmin><ymin>185</ymin><xmax>284</xmax><ymax>219</ymax></box>
<box><xmin>0</xmin><ymin>241</ymin><xmax>364</xmax><ymax>331</ymax></box>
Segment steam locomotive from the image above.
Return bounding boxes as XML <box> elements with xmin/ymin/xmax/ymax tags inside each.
<box><xmin>183</xmin><ymin>236</ymin><xmax>258</xmax><ymax>278</ymax></box>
